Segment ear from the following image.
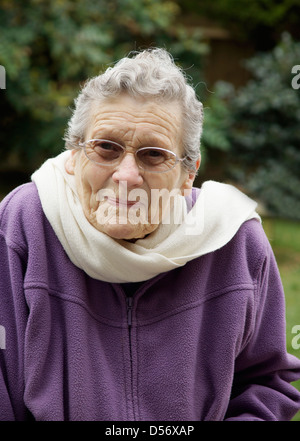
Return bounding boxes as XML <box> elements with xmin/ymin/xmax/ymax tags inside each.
<box><xmin>180</xmin><ymin>156</ymin><xmax>201</xmax><ymax>196</ymax></box>
<box><xmin>65</xmin><ymin>150</ymin><xmax>78</xmax><ymax>175</ymax></box>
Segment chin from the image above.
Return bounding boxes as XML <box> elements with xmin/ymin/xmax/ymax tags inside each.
<box><xmin>100</xmin><ymin>221</ymin><xmax>158</xmax><ymax>241</ymax></box>
<box><xmin>92</xmin><ymin>202</ymin><xmax>159</xmax><ymax>240</ymax></box>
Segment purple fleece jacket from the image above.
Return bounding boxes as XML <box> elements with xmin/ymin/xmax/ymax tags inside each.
<box><xmin>1</xmin><ymin>183</ymin><xmax>300</xmax><ymax>421</ymax></box>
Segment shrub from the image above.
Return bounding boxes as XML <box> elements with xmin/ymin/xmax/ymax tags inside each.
<box><xmin>0</xmin><ymin>0</ymin><xmax>207</xmax><ymax>173</ymax></box>
<box><xmin>222</xmin><ymin>33</ymin><xmax>300</xmax><ymax>220</ymax></box>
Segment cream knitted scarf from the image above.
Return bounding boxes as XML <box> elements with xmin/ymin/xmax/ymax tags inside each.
<box><xmin>31</xmin><ymin>151</ymin><xmax>260</xmax><ymax>283</ymax></box>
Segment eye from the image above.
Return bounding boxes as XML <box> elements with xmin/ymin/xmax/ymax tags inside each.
<box><xmin>91</xmin><ymin>140</ymin><xmax>123</xmax><ymax>161</ymax></box>
<box><xmin>94</xmin><ymin>140</ymin><xmax>119</xmax><ymax>151</ymax></box>
<box><xmin>137</xmin><ymin>148</ymin><xmax>169</xmax><ymax>165</ymax></box>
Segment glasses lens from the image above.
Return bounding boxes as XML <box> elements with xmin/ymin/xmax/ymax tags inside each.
<box><xmin>85</xmin><ymin>140</ymin><xmax>124</xmax><ymax>165</ymax></box>
<box><xmin>136</xmin><ymin>148</ymin><xmax>177</xmax><ymax>172</ymax></box>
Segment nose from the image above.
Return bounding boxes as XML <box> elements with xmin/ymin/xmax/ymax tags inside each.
<box><xmin>112</xmin><ymin>152</ymin><xmax>143</xmax><ymax>187</ymax></box>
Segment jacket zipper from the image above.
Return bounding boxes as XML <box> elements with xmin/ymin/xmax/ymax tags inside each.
<box><xmin>126</xmin><ymin>296</ymin><xmax>136</xmax><ymax>419</ymax></box>
<box><xmin>126</xmin><ymin>296</ymin><xmax>133</xmax><ymax>328</ymax></box>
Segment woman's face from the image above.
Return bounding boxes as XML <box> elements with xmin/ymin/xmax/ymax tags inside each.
<box><xmin>65</xmin><ymin>94</ymin><xmax>199</xmax><ymax>240</ymax></box>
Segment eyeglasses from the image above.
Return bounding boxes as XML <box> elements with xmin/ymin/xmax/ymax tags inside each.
<box><xmin>79</xmin><ymin>139</ymin><xmax>186</xmax><ymax>173</ymax></box>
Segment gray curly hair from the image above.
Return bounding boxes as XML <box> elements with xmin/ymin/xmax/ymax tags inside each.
<box><xmin>64</xmin><ymin>48</ymin><xmax>203</xmax><ymax>172</ymax></box>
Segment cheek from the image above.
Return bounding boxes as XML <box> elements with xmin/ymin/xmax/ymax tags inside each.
<box><xmin>147</xmin><ymin>169</ymin><xmax>183</xmax><ymax>193</ymax></box>
<box><xmin>76</xmin><ymin>159</ymin><xmax>110</xmax><ymax>194</ymax></box>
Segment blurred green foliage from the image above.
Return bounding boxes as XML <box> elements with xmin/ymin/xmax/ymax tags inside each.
<box><xmin>1</xmin><ymin>1</ymin><xmax>300</xmax><ymax>221</ymax></box>
<box><xmin>180</xmin><ymin>0</ymin><xmax>300</xmax><ymax>48</ymax></box>
<box><xmin>0</xmin><ymin>0</ymin><xmax>207</xmax><ymax>171</ymax></box>
<box><xmin>204</xmin><ymin>33</ymin><xmax>300</xmax><ymax>220</ymax></box>
<box><xmin>200</xmin><ymin>82</ymin><xmax>233</xmax><ymax>171</ymax></box>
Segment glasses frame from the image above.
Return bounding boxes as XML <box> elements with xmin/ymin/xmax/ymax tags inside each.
<box><xmin>78</xmin><ymin>139</ymin><xmax>186</xmax><ymax>173</ymax></box>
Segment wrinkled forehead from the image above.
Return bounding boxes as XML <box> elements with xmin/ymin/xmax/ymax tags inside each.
<box><xmin>86</xmin><ymin>94</ymin><xmax>183</xmax><ymax>146</ymax></box>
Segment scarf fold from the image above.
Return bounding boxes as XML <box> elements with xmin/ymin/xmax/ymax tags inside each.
<box><xmin>31</xmin><ymin>151</ymin><xmax>260</xmax><ymax>283</ymax></box>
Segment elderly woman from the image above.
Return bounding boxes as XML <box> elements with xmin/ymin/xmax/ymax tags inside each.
<box><xmin>0</xmin><ymin>49</ymin><xmax>300</xmax><ymax>421</ymax></box>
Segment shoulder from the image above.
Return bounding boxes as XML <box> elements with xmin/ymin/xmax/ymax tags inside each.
<box><xmin>233</xmin><ymin>218</ymin><xmax>271</xmax><ymax>264</ymax></box>
<box><xmin>186</xmin><ymin>219</ymin><xmax>273</xmax><ymax>293</ymax></box>
<box><xmin>0</xmin><ymin>183</ymin><xmax>44</xmax><ymax>251</ymax></box>
<box><xmin>232</xmin><ymin>218</ymin><xmax>269</xmax><ymax>253</ymax></box>
<box><xmin>214</xmin><ymin>218</ymin><xmax>273</xmax><ymax>285</ymax></box>
<box><xmin>0</xmin><ymin>181</ymin><xmax>40</xmax><ymax>209</ymax></box>
<box><xmin>0</xmin><ymin>182</ymin><xmax>42</xmax><ymax>222</ymax></box>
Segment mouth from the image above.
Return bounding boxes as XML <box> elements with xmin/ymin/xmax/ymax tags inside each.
<box><xmin>106</xmin><ymin>197</ymin><xmax>144</xmax><ymax>208</ymax></box>
<box><xmin>96</xmin><ymin>187</ymin><xmax>149</xmax><ymax>211</ymax></box>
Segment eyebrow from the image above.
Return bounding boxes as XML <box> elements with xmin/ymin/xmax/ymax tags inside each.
<box><xmin>91</xmin><ymin>133</ymin><xmax>124</xmax><ymax>145</ymax></box>
<box><xmin>90</xmin><ymin>130</ymin><xmax>173</xmax><ymax>150</ymax></box>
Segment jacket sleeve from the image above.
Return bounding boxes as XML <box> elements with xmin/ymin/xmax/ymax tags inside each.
<box><xmin>0</xmin><ymin>224</ymin><xmax>30</xmax><ymax>420</ymax></box>
<box><xmin>225</xmin><ymin>240</ymin><xmax>300</xmax><ymax>421</ymax></box>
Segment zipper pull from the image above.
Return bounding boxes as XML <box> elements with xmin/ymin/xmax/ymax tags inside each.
<box><xmin>126</xmin><ymin>296</ymin><xmax>133</xmax><ymax>327</ymax></box>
